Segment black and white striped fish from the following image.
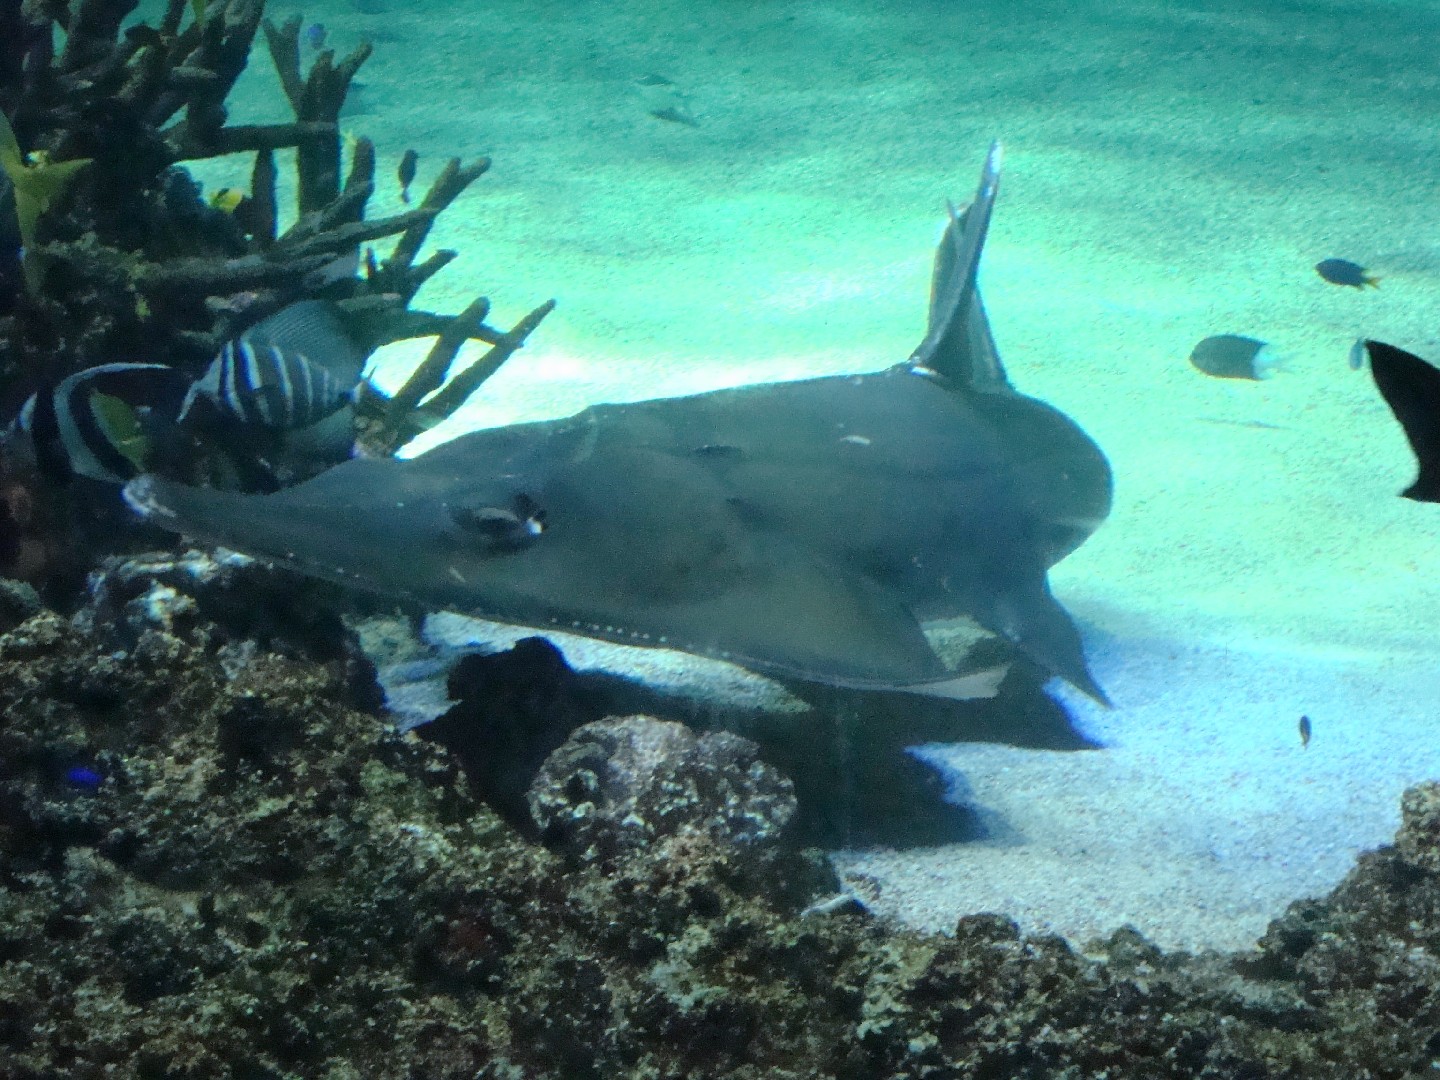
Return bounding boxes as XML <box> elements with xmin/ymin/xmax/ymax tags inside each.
<box><xmin>180</xmin><ymin>300</ymin><xmax>365</xmax><ymax>429</ymax></box>
<box><xmin>10</xmin><ymin>362</ymin><xmax>189</xmax><ymax>483</ymax></box>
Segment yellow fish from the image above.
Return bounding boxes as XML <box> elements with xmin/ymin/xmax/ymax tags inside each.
<box><xmin>0</xmin><ymin>109</ymin><xmax>92</xmax><ymax>293</ymax></box>
<box><xmin>89</xmin><ymin>393</ymin><xmax>151</xmax><ymax>476</ymax></box>
<box><xmin>207</xmin><ymin>187</ymin><xmax>244</xmax><ymax>213</ymax></box>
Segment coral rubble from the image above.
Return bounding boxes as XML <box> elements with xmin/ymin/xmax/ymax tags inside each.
<box><xmin>529</xmin><ymin>715</ymin><xmax>797</xmax><ymax>866</ymax></box>
<box><xmin>0</xmin><ymin>563</ymin><xmax>1438</xmax><ymax>1078</ymax></box>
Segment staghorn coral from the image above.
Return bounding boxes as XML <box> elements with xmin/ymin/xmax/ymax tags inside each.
<box><xmin>0</xmin><ymin>0</ymin><xmax>549</xmax><ymax>444</ymax></box>
<box><xmin>0</xmin><ymin>0</ymin><xmax>553</xmax><ymax>593</ymax></box>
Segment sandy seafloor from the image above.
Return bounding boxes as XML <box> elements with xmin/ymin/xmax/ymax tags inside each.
<box><xmin>172</xmin><ymin>0</ymin><xmax>1440</xmax><ymax>952</ymax></box>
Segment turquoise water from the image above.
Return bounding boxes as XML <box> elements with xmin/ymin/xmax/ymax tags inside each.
<box><xmin>138</xmin><ymin>0</ymin><xmax>1440</xmax><ymax>946</ymax></box>
<box><xmin>9</xmin><ymin>1</ymin><xmax>1440</xmax><ymax>1073</ymax></box>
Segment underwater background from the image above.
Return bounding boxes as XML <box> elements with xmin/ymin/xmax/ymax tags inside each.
<box><xmin>172</xmin><ymin>0</ymin><xmax>1440</xmax><ymax>952</ymax></box>
<box><xmin>8</xmin><ymin>0</ymin><xmax>1440</xmax><ymax>1072</ymax></box>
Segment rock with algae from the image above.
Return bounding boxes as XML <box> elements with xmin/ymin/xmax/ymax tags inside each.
<box><xmin>1</xmin><ymin>561</ymin><xmax>1440</xmax><ymax>1077</ymax></box>
<box><xmin>528</xmin><ymin>715</ymin><xmax>797</xmax><ymax>866</ymax></box>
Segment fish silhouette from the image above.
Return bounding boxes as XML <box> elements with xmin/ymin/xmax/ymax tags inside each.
<box><xmin>125</xmin><ymin>142</ymin><xmax>1113</xmax><ymax>702</ymax></box>
<box><xmin>1360</xmin><ymin>339</ymin><xmax>1440</xmax><ymax>502</ymax></box>
<box><xmin>1188</xmin><ymin>334</ymin><xmax>1280</xmax><ymax>381</ymax></box>
<box><xmin>1315</xmin><ymin>258</ymin><xmax>1379</xmax><ymax>289</ymax></box>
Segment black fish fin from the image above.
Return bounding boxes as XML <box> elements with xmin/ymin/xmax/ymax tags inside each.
<box><xmin>959</xmin><ymin>284</ymin><xmax>1008</xmax><ymax>393</ymax></box>
<box><xmin>908</xmin><ymin>140</ymin><xmax>1009</xmax><ymax>391</ymax></box>
<box><xmin>1364</xmin><ymin>339</ymin><xmax>1440</xmax><ymax>502</ymax></box>
<box><xmin>979</xmin><ymin>576</ymin><xmax>1109</xmax><ymax>705</ymax></box>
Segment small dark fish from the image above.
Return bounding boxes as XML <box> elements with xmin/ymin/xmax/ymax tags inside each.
<box><xmin>1187</xmin><ymin>334</ymin><xmax>1279</xmax><ymax>380</ymax></box>
<box><xmin>304</xmin><ymin>22</ymin><xmax>327</xmax><ymax>50</ymax></box>
<box><xmin>1298</xmin><ymin>714</ymin><xmax>1311</xmax><ymax>749</ymax></box>
<box><xmin>1359</xmin><ymin>339</ymin><xmax>1440</xmax><ymax>502</ymax></box>
<box><xmin>11</xmin><ymin>362</ymin><xmax>189</xmax><ymax>483</ymax></box>
<box><xmin>397</xmin><ymin>149</ymin><xmax>418</xmax><ymax>204</ymax></box>
<box><xmin>179</xmin><ymin>300</ymin><xmax>366</xmax><ymax>430</ymax></box>
<box><xmin>1348</xmin><ymin>338</ymin><xmax>1367</xmax><ymax>371</ymax></box>
<box><xmin>650</xmin><ymin>106</ymin><xmax>700</xmax><ymax>128</ymax></box>
<box><xmin>1315</xmin><ymin>258</ymin><xmax>1379</xmax><ymax>289</ymax></box>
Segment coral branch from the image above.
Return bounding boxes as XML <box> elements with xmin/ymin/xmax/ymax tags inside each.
<box><xmin>352</xmin><ymin>297</ymin><xmax>557</xmax><ymax>457</ymax></box>
<box><xmin>165</xmin><ymin>119</ymin><xmax>334</xmax><ymax>160</ymax></box>
<box><xmin>261</xmin><ymin>14</ymin><xmax>371</xmax><ymax>214</ymax></box>
<box><xmin>386</xmin><ymin>295</ymin><xmax>493</xmax><ymax>417</ymax></box>
<box><xmin>134</xmin><ymin>250</ymin><xmax>335</xmax><ymax>295</ymax></box>
<box><xmin>420</xmin><ymin>299</ymin><xmax>556</xmax><ymax>420</ymax></box>
<box><xmin>246</xmin><ymin>145</ymin><xmax>277</xmax><ymax>247</ymax></box>
<box><xmin>382</xmin><ymin>156</ymin><xmax>490</xmax><ymax>298</ymax></box>
<box><xmin>278</xmin><ymin>207</ymin><xmax>435</xmax><ymax>262</ymax></box>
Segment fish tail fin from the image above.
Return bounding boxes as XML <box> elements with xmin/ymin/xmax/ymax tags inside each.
<box><xmin>1403</xmin><ymin>472</ymin><xmax>1440</xmax><ymax>502</ymax></box>
<box><xmin>1364</xmin><ymin>339</ymin><xmax>1440</xmax><ymax>504</ymax></box>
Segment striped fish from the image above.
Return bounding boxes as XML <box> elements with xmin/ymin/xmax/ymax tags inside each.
<box><xmin>180</xmin><ymin>300</ymin><xmax>365</xmax><ymax>430</ymax></box>
<box><xmin>12</xmin><ymin>362</ymin><xmax>189</xmax><ymax>483</ymax></box>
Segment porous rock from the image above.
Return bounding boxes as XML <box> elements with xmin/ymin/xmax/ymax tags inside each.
<box><xmin>528</xmin><ymin>714</ymin><xmax>796</xmax><ymax>863</ymax></box>
<box><xmin>1397</xmin><ymin>780</ymin><xmax>1440</xmax><ymax>874</ymax></box>
<box><xmin>5</xmin><ymin>560</ymin><xmax>1440</xmax><ymax>1077</ymax></box>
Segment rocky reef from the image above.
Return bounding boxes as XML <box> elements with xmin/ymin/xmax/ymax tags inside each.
<box><xmin>0</xmin><ymin>560</ymin><xmax>1439</xmax><ymax>1078</ymax></box>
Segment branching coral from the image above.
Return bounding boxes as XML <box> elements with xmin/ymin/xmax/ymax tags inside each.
<box><xmin>0</xmin><ymin>0</ymin><xmax>551</xmax><ymax>449</ymax></box>
<box><xmin>0</xmin><ymin>0</ymin><xmax>556</xmax><ymax>588</ymax></box>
